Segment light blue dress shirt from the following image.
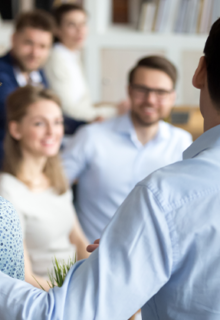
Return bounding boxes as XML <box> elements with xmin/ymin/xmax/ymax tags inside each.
<box><xmin>62</xmin><ymin>113</ymin><xmax>192</xmax><ymax>242</ymax></box>
<box><xmin>2</xmin><ymin>123</ymin><xmax>220</xmax><ymax>319</ymax></box>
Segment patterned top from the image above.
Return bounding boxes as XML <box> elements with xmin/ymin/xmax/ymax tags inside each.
<box><xmin>0</xmin><ymin>196</ymin><xmax>24</xmax><ymax>280</ymax></box>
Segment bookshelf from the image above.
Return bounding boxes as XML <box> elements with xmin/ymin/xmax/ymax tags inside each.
<box><xmin>0</xmin><ymin>0</ymin><xmax>212</xmax><ymax>106</ymax></box>
<box><xmin>83</xmin><ymin>0</ymin><xmax>210</xmax><ymax>106</ymax></box>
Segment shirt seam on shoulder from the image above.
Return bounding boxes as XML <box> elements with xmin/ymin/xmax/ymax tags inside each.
<box><xmin>138</xmin><ymin>182</ymin><xmax>220</xmax><ymax>213</ymax></box>
<box><xmin>136</xmin><ymin>183</ymin><xmax>220</xmax><ymax>272</ymax></box>
<box><xmin>138</xmin><ymin>186</ymin><xmax>179</xmax><ymax>274</ymax></box>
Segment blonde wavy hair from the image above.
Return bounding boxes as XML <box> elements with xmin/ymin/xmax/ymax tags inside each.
<box><xmin>3</xmin><ymin>85</ymin><xmax>68</xmax><ymax>195</ymax></box>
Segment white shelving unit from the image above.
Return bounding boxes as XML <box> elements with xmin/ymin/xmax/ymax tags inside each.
<box><xmin>83</xmin><ymin>0</ymin><xmax>208</xmax><ymax>105</ymax></box>
<box><xmin>0</xmin><ymin>0</ymin><xmax>209</xmax><ymax>106</ymax></box>
<box><xmin>0</xmin><ymin>21</ymin><xmax>13</xmax><ymax>55</ymax></box>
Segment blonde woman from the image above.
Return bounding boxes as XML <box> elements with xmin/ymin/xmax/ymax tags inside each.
<box><xmin>0</xmin><ymin>86</ymin><xmax>89</xmax><ymax>291</ymax></box>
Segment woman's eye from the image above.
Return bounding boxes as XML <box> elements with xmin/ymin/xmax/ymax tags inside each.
<box><xmin>34</xmin><ymin>122</ymin><xmax>44</xmax><ymax>126</ymax></box>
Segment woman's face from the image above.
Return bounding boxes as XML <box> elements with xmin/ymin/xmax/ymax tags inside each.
<box><xmin>57</xmin><ymin>10</ymin><xmax>88</xmax><ymax>50</ymax></box>
<box><xmin>10</xmin><ymin>99</ymin><xmax>64</xmax><ymax>158</ymax></box>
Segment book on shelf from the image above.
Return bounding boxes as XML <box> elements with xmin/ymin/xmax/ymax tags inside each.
<box><xmin>112</xmin><ymin>0</ymin><xmax>129</xmax><ymax>23</ymax></box>
<box><xmin>53</xmin><ymin>0</ymin><xmax>83</xmax><ymax>6</ymax></box>
<box><xmin>211</xmin><ymin>0</ymin><xmax>220</xmax><ymax>27</ymax></box>
<box><xmin>128</xmin><ymin>0</ymin><xmax>142</xmax><ymax>28</ymax></box>
<box><xmin>153</xmin><ymin>0</ymin><xmax>171</xmax><ymax>33</ymax></box>
<box><xmin>185</xmin><ymin>0</ymin><xmax>200</xmax><ymax>34</ymax></box>
<box><xmin>138</xmin><ymin>0</ymin><xmax>157</xmax><ymax>31</ymax></box>
<box><xmin>198</xmin><ymin>0</ymin><xmax>214</xmax><ymax>33</ymax></box>
<box><xmin>134</xmin><ymin>0</ymin><xmax>220</xmax><ymax>34</ymax></box>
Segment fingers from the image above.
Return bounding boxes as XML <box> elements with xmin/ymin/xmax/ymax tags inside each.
<box><xmin>86</xmin><ymin>244</ymin><xmax>99</xmax><ymax>253</ymax></box>
<box><xmin>86</xmin><ymin>239</ymin><xmax>100</xmax><ymax>253</ymax></box>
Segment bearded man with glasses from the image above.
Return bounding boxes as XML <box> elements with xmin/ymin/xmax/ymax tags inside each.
<box><xmin>61</xmin><ymin>55</ymin><xmax>192</xmax><ymax>244</ymax></box>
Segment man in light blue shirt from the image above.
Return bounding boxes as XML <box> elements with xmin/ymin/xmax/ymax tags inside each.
<box><xmin>62</xmin><ymin>55</ymin><xmax>192</xmax><ymax>242</ymax></box>
<box><xmin>2</xmin><ymin>18</ymin><xmax>220</xmax><ymax>320</ymax></box>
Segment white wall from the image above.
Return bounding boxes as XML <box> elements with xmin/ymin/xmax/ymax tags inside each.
<box><xmin>83</xmin><ymin>0</ymin><xmax>207</xmax><ymax>105</ymax></box>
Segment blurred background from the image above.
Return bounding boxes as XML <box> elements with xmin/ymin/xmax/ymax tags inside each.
<box><xmin>0</xmin><ymin>0</ymin><xmax>213</xmax><ymax>140</ymax></box>
<box><xmin>0</xmin><ymin>0</ymin><xmax>213</xmax><ymax>106</ymax></box>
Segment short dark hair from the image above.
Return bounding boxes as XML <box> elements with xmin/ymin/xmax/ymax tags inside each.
<box><xmin>15</xmin><ymin>10</ymin><xmax>55</xmax><ymax>33</ymax></box>
<box><xmin>129</xmin><ymin>56</ymin><xmax>177</xmax><ymax>88</ymax></box>
<box><xmin>52</xmin><ymin>4</ymin><xmax>86</xmax><ymax>26</ymax></box>
<box><xmin>204</xmin><ymin>18</ymin><xmax>220</xmax><ymax>107</ymax></box>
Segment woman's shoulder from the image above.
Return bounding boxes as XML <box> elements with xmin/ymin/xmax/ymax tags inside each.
<box><xmin>47</xmin><ymin>44</ymin><xmax>71</xmax><ymax>62</ymax></box>
<box><xmin>0</xmin><ymin>173</ymin><xmax>27</xmax><ymax>199</ymax></box>
<box><xmin>44</xmin><ymin>45</ymin><xmax>73</xmax><ymax>79</ymax></box>
<box><xmin>0</xmin><ymin>173</ymin><xmax>22</xmax><ymax>188</ymax></box>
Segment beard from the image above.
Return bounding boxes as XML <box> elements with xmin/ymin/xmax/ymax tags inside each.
<box><xmin>11</xmin><ymin>51</ymin><xmax>41</xmax><ymax>73</ymax></box>
<box><xmin>131</xmin><ymin>109</ymin><xmax>161</xmax><ymax>127</ymax></box>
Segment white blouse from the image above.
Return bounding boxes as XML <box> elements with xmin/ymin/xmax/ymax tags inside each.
<box><xmin>44</xmin><ymin>43</ymin><xmax>117</xmax><ymax>121</ymax></box>
<box><xmin>0</xmin><ymin>173</ymin><xmax>76</xmax><ymax>278</ymax></box>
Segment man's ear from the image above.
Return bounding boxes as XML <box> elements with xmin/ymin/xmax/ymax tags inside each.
<box><xmin>9</xmin><ymin>121</ymin><xmax>22</xmax><ymax>141</ymax></box>
<box><xmin>192</xmin><ymin>56</ymin><xmax>207</xmax><ymax>89</ymax></box>
<box><xmin>169</xmin><ymin>90</ymin><xmax>176</xmax><ymax>105</ymax></box>
<box><xmin>128</xmin><ymin>85</ymin><xmax>132</xmax><ymax>98</ymax></box>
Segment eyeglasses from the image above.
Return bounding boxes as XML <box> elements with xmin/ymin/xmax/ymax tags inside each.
<box><xmin>131</xmin><ymin>84</ymin><xmax>174</xmax><ymax>100</ymax></box>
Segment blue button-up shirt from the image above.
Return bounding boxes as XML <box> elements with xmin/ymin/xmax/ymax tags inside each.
<box><xmin>62</xmin><ymin>113</ymin><xmax>192</xmax><ymax>242</ymax></box>
<box><xmin>2</xmin><ymin>124</ymin><xmax>220</xmax><ymax>320</ymax></box>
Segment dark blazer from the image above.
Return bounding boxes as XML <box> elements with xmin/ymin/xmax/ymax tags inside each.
<box><xmin>0</xmin><ymin>52</ymin><xmax>48</xmax><ymax>165</ymax></box>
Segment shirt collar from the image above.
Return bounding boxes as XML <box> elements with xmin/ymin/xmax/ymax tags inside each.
<box><xmin>14</xmin><ymin>67</ymin><xmax>43</xmax><ymax>87</ymax></box>
<box><xmin>183</xmin><ymin>124</ymin><xmax>220</xmax><ymax>160</ymax></box>
<box><xmin>113</xmin><ymin>113</ymin><xmax>171</xmax><ymax>147</ymax></box>
<box><xmin>155</xmin><ymin>120</ymin><xmax>172</xmax><ymax>141</ymax></box>
<box><xmin>114</xmin><ymin>113</ymin><xmax>135</xmax><ymax>135</ymax></box>
<box><xmin>113</xmin><ymin>113</ymin><xmax>141</xmax><ymax>148</ymax></box>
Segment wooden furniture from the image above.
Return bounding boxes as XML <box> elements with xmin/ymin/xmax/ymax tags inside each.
<box><xmin>129</xmin><ymin>310</ymin><xmax>141</xmax><ymax>320</ymax></box>
<box><xmin>168</xmin><ymin>106</ymin><xmax>203</xmax><ymax>141</ymax></box>
<box><xmin>112</xmin><ymin>0</ymin><xmax>129</xmax><ymax>23</ymax></box>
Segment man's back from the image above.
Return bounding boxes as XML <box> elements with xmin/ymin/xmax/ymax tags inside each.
<box><xmin>140</xmin><ymin>124</ymin><xmax>220</xmax><ymax>319</ymax></box>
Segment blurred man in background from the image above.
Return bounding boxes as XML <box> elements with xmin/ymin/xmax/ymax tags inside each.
<box><xmin>62</xmin><ymin>55</ymin><xmax>192</xmax><ymax>243</ymax></box>
<box><xmin>0</xmin><ymin>10</ymin><xmax>54</xmax><ymax>164</ymax></box>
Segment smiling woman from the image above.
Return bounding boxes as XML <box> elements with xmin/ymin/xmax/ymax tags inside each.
<box><xmin>3</xmin><ymin>86</ymin><xmax>66</xmax><ymax>194</ymax></box>
<box><xmin>0</xmin><ymin>86</ymin><xmax>89</xmax><ymax>291</ymax></box>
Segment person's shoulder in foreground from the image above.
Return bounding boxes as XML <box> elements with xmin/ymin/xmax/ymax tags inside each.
<box><xmin>0</xmin><ymin>196</ymin><xmax>24</xmax><ymax>280</ymax></box>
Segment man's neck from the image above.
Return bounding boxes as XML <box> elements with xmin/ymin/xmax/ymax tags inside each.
<box><xmin>131</xmin><ymin>115</ymin><xmax>159</xmax><ymax>145</ymax></box>
<box><xmin>201</xmin><ymin>93</ymin><xmax>220</xmax><ymax>132</ymax></box>
<box><xmin>60</xmin><ymin>41</ymin><xmax>79</xmax><ymax>52</ymax></box>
